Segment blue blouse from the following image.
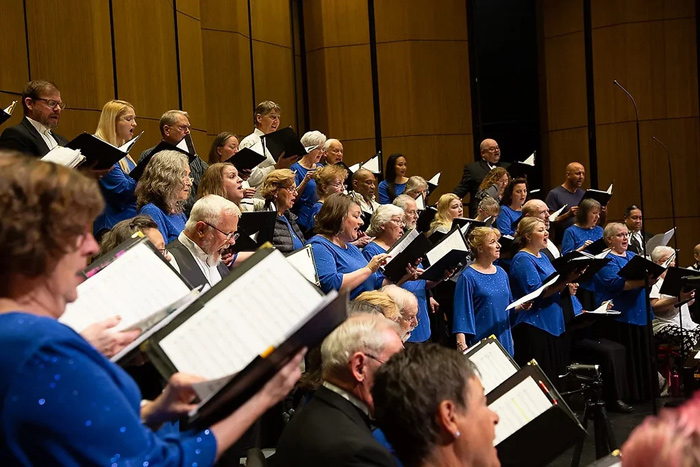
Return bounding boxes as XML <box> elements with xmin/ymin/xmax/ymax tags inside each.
<box><xmin>454</xmin><ymin>265</ymin><xmax>515</xmax><ymax>356</ymax></box>
<box><xmin>494</xmin><ymin>205</ymin><xmax>521</xmax><ymax>236</ymax></box>
<box><xmin>280</xmin><ymin>214</ymin><xmax>304</xmax><ymax>250</ymax></box>
<box><xmin>363</xmin><ymin>242</ymin><xmax>431</xmax><ymax>342</ymax></box>
<box><xmin>592</xmin><ymin>251</ymin><xmax>652</xmax><ymax>326</ymax></box>
<box><xmin>0</xmin><ymin>313</ymin><xmax>216</xmax><ymax>466</ymax></box>
<box><xmin>509</xmin><ymin>251</ymin><xmax>566</xmax><ymax>336</ymax></box>
<box><xmin>94</xmin><ymin>159</ymin><xmax>137</xmax><ymax>235</ymax></box>
<box><xmin>139</xmin><ymin>202</ymin><xmax>187</xmax><ymax>244</ymax></box>
<box><xmin>561</xmin><ymin>224</ymin><xmax>604</xmax><ymax>255</ymax></box>
<box><xmin>290</xmin><ymin>162</ymin><xmax>319</xmax><ymax>231</ymax></box>
<box><xmin>308</xmin><ymin>235</ymin><xmax>385</xmax><ymax>299</ymax></box>
<box><xmin>377</xmin><ymin>180</ymin><xmax>406</xmax><ymax>205</ymax></box>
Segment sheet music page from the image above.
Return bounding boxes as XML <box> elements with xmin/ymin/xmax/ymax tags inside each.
<box><xmin>489</xmin><ymin>376</ymin><xmax>552</xmax><ymax>445</ymax></box>
<box><xmin>118</xmin><ymin>131</ymin><xmax>144</xmax><ymax>153</ymax></box>
<box><xmin>348</xmin><ymin>162</ymin><xmax>361</xmax><ymax>172</ymax></box>
<box><xmin>426</xmin><ymin>230</ymin><xmax>467</xmax><ymax>265</ymax></box>
<box><xmin>521</xmin><ymin>152</ymin><xmax>536</xmax><ymax>166</ymax></box>
<box><xmin>428</xmin><ymin>172</ymin><xmax>441</xmax><ymax>185</ymax></box>
<box><xmin>646</xmin><ymin>228</ymin><xmax>675</xmax><ymax>254</ymax></box>
<box><xmin>606</xmin><ymin>182</ymin><xmax>614</xmax><ymax>194</ymax></box>
<box><xmin>191</xmin><ymin>374</ymin><xmax>236</xmax><ymax>401</ymax></box>
<box><xmin>465</xmin><ymin>342</ymin><xmax>518</xmax><ymax>394</ymax></box>
<box><xmin>60</xmin><ymin>243</ymin><xmax>191</xmax><ymax>332</ymax></box>
<box><xmin>286</xmin><ymin>246</ymin><xmax>318</xmax><ymax>285</ymax></box>
<box><xmin>695</xmin><ymin>350</ymin><xmax>700</xmax><ymax>360</ymax></box>
<box><xmin>385</xmin><ymin>229</ymin><xmax>419</xmax><ymax>263</ymax></box>
<box><xmin>4</xmin><ymin>101</ymin><xmax>17</xmax><ymax>114</ymax></box>
<box><xmin>549</xmin><ymin>204</ymin><xmax>567</xmax><ymax>222</ymax></box>
<box><xmin>585</xmin><ymin>300</ymin><xmax>621</xmax><ymax>315</ymax></box>
<box><xmin>41</xmin><ymin>146</ymin><xmax>85</xmax><ymax>168</ymax></box>
<box><xmin>415</xmin><ymin>194</ymin><xmax>426</xmax><ymax>210</ymax></box>
<box><xmin>158</xmin><ymin>250</ymin><xmax>325</xmax><ymax>380</ymax></box>
<box><xmin>506</xmin><ymin>274</ymin><xmax>560</xmax><ymax>310</ymax></box>
<box><xmin>361</xmin><ymin>155</ymin><xmax>380</xmax><ymax>174</ymax></box>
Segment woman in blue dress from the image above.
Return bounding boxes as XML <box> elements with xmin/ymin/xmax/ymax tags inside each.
<box><xmin>561</xmin><ymin>198</ymin><xmax>603</xmax><ymax>254</ymax></box>
<box><xmin>592</xmin><ymin>222</ymin><xmax>657</xmax><ymax>402</ymax></box>
<box><xmin>0</xmin><ymin>155</ymin><xmax>303</xmax><ymax>465</ymax></box>
<box><xmin>377</xmin><ymin>153</ymin><xmax>408</xmax><ymax>204</ymax></box>
<box><xmin>495</xmin><ymin>178</ymin><xmax>527</xmax><ymax>236</ymax></box>
<box><xmin>290</xmin><ymin>130</ymin><xmax>326</xmax><ymax>231</ymax></box>
<box><xmin>454</xmin><ymin>227</ymin><xmax>531</xmax><ymax>356</ymax></box>
<box><xmin>509</xmin><ymin>217</ymin><xmax>583</xmax><ymax>384</ymax></box>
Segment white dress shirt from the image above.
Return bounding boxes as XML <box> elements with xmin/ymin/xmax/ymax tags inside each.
<box><xmin>239</xmin><ymin>128</ymin><xmax>276</xmax><ymax>188</ymax></box>
<box><xmin>173</xmin><ymin>232</ymin><xmax>223</xmax><ymax>286</ymax></box>
<box><xmin>27</xmin><ymin>117</ymin><xmax>59</xmax><ymax>150</ymax></box>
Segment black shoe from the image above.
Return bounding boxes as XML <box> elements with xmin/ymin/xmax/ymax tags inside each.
<box><xmin>607</xmin><ymin>400</ymin><xmax>634</xmax><ymax>413</ymax></box>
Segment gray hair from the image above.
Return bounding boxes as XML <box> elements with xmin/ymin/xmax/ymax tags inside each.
<box><xmin>367</xmin><ymin>204</ymin><xmax>405</xmax><ymax>237</ymax></box>
<box><xmin>478</xmin><ymin>196</ymin><xmax>500</xmax><ymax>213</ymax></box>
<box><xmin>405</xmin><ymin>176</ymin><xmax>427</xmax><ymax>194</ymax></box>
<box><xmin>381</xmin><ymin>284</ymin><xmax>418</xmax><ymax>315</ymax></box>
<box><xmin>301</xmin><ymin>130</ymin><xmax>327</xmax><ymax>149</ymax></box>
<box><xmin>651</xmin><ymin>246</ymin><xmax>674</xmax><ymax>263</ymax></box>
<box><xmin>159</xmin><ymin>110</ymin><xmax>189</xmax><ymax>135</ymax></box>
<box><xmin>185</xmin><ymin>194</ymin><xmax>241</xmax><ymax>232</ymax></box>
<box><xmin>348</xmin><ymin>300</ymin><xmax>382</xmax><ymax>316</ymax></box>
<box><xmin>393</xmin><ymin>194</ymin><xmax>416</xmax><ymax>210</ymax></box>
<box><xmin>603</xmin><ymin>222</ymin><xmax>627</xmax><ymax>240</ymax></box>
<box><xmin>135</xmin><ymin>150</ymin><xmax>189</xmax><ymax>213</ymax></box>
<box><xmin>321</xmin><ymin>313</ymin><xmax>400</xmax><ymax>379</ymax></box>
<box><xmin>323</xmin><ymin>138</ymin><xmax>341</xmax><ymax>151</ymax></box>
<box><xmin>253</xmin><ymin>100</ymin><xmax>281</xmax><ymax>126</ymax></box>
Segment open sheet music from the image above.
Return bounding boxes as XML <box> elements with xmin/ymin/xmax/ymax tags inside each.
<box><xmin>646</xmin><ymin>227</ymin><xmax>675</xmax><ymax>255</ymax></box>
<box><xmin>285</xmin><ymin>245</ymin><xmax>320</xmax><ymax>286</ymax></box>
<box><xmin>489</xmin><ymin>376</ymin><xmax>552</xmax><ymax>445</ymax></box>
<box><xmin>506</xmin><ymin>274</ymin><xmax>560</xmax><ymax>310</ymax></box>
<box><xmin>464</xmin><ymin>339</ymin><xmax>519</xmax><ymax>394</ymax></box>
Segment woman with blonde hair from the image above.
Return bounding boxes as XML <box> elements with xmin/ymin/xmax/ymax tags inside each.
<box><xmin>429</xmin><ymin>193</ymin><xmax>463</xmax><ymax>235</ymax></box>
<box><xmin>136</xmin><ymin>150</ymin><xmax>192</xmax><ymax>243</ymax></box>
<box><xmin>258</xmin><ymin>169</ymin><xmax>306</xmax><ymax>253</ymax></box>
<box><xmin>93</xmin><ymin>99</ymin><xmax>139</xmax><ymax>237</ymax></box>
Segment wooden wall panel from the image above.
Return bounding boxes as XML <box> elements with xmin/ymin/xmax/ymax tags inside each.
<box><xmin>0</xmin><ymin>0</ymin><xmax>29</xmax><ymax>93</ymax></box>
<box><xmin>200</xmin><ymin>0</ymin><xmax>249</xmax><ymax>33</ymax></box>
<box><xmin>252</xmin><ymin>42</ymin><xmax>297</xmax><ymax>131</ymax></box>
<box><xmin>304</xmin><ymin>0</ymin><xmax>370</xmax><ymax>52</ymax></box>
<box><xmin>542</xmin><ymin>0</ymin><xmax>584</xmax><ymax>38</ymax></box>
<box><xmin>250</xmin><ymin>0</ymin><xmax>293</xmax><ymax>47</ymax></box>
<box><xmin>25</xmin><ymin>0</ymin><xmax>113</xmax><ymax>112</ymax></box>
<box><xmin>177</xmin><ymin>11</ymin><xmax>208</xmax><ymax>152</ymax></box>
<box><xmin>374</xmin><ymin>0</ymin><xmax>468</xmax><ymax>42</ymax></box>
<box><xmin>543</xmin><ymin>33</ymin><xmax>587</xmax><ymax>131</ymax></box>
<box><xmin>342</xmin><ymin>139</ymin><xmax>379</xmax><ymax>167</ymax></box>
<box><xmin>591</xmin><ymin>0</ymin><xmax>694</xmax><ymax>28</ymax></box>
<box><xmin>546</xmin><ymin>127</ymin><xmax>590</xmax><ymax>188</ymax></box>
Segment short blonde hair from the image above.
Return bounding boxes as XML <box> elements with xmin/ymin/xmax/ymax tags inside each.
<box><xmin>355</xmin><ymin>291</ymin><xmax>400</xmax><ymax>322</ymax></box>
<box><xmin>468</xmin><ymin>227</ymin><xmax>501</xmax><ymax>257</ymax></box>
<box><xmin>514</xmin><ymin>217</ymin><xmax>545</xmax><ymax>250</ymax></box>
<box><xmin>135</xmin><ymin>150</ymin><xmax>189</xmax><ymax>214</ymax></box>
<box><xmin>260</xmin><ymin>169</ymin><xmax>295</xmax><ymax>202</ymax></box>
<box><xmin>315</xmin><ymin>164</ymin><xmax>348</xmax><ymax>198</ymax></box>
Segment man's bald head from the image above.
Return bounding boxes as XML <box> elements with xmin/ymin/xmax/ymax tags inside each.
<box><xmin>522</xmin><ymin>199</ymin><xmax>550</xmax><ymax>229</ymax></box>
<box><xmin>480</xmin><ymin>139</ymin><xmax>501</xmax><ymax>165</ymax></box>
<box><xmin>564</xmin><ymin>162</ymin><xmax>585</xmax><ymax>189</ymax></box>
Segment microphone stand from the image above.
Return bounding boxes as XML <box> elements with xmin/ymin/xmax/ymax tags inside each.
<box><xmin>613</xmin><ymin>79</ymin><xmax>657</xmax><ymax>414</ymax></box>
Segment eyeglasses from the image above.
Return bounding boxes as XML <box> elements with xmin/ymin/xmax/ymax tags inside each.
<box><xmin>204</xmin><ymin>222</ymin><xmax>240</xmax><ymax>242</ymax></box>
<box><xmin>364</xmin><ymin>353</ymin><xmax>386</xmax><ymax>365</ymax></box>
<box><xmin>34</xmin><ymin>98</ymin><xmax>66</xmax><ymax>110</ymax></box>
<box><xmin>182</xmin><ymin>175</ymin><xmax>194</xmax><ymax>183</ymax></box>
<box><xmin>175</xmin><ymin>124</ymin><xmax>191</xmax><ymax>132</ymax></box>
<box><xmin>282</xmin><ymin>185</ymin><xmax>297</xmax><ymax>193</ymax></box>
<box><xmin>485</xmin><ymin>146</ymin><xmax>500</xmax><ymax>152</ymax></box>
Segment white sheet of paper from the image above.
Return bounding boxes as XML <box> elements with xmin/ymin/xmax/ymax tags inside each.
<box><xmin>606</xmin><ymin>182</ymin><xmax>614</xmax><ymax>194</ymax></box>
<box><xmin>304</xmin><ymin>144</ymin><xmax>319</xmax><ymax>153</ymax></box>
<box><xmin>594</xmin><ymin>248</ymin><xmax>612</xmax><ymax>259</ymax></box>
<box><xmin>361</xmin><ymin>155</ymin><xmax>380</xmax><ymax>174</ymax></box>
<box><xmin>646</xmin><ymin>228</ymin><xmax>675</xmax><ymax>255</ymax></box>
<box><xmin>158</xmin><ymin>250</ymin><xmax>325</xmax><ymax>380</ymax></box>
<box><xmin>348</xmin><ymin>162</ymin><xmax>361</xmax><ymax>172</ymax></box>
<box><xmin>529</xmin><ymin>188</ymin><xmax>541</xmax><ymax>194</ymax></box>
<box><xmin>286</xmin><ymin>246</ymin><xmax>319</xmax><ymax>285</ymax></box>
<box><xmin>549</xmin><ymin>204</ymin><xmax>567</xmax><ymax>222</ymax></box>
<box><xmin>425</xmin><ymin>229</ymin><xmax>467</xmax><ymax>265</ymax></box>
<box><xmin>3</xmin><ymin>101</ymin><xmax>17</xmax><ymax>114</ymax></box>
<box><xmin>118</xmin><ymin>131</ymin><xmax>144</xmax><ymax>153</ymax></box>
<box><xmin>415</xmin><ymin>194</ymin><xmax>426</xmax><ymax>211</ymax></box>
<box><xmin>695</xmin><ymin>350</ymin><xmax>700</xmax><ymax>360</ymax></box>
<box><xmin>489</xmin><ymin>376</ymin><xmax>552</xmax><ymax>445</ymax></box>
<box><xmin>60</xmin><ymin>242</ymin><xmax>192</xmax><ymax>332</ymax></box>
<box><xmin>465</xmin><ymin>341</ymin><xmax>518</xmax><ymax>394</ymax></box>
<box><xmin>384</xmin><ymin>229</ymin><xmax>420</xmax><ymax>265</ymax></box>
<box><xmin>41</xmin><ymin>146</ymin><xmax>85</xmax><ymax>168</ymax></box>
<box><xmin>428</xmin><ymin>172</ymin><xmax>441</xmax><ymax>186</ymax></box>
<box><xmin>521</xmin><ymin>152</ymin><xmax>536</xmax><ymax>166</ymax></box>
<box><xmin>506</xmin><ymin>274</ymin><xmax>560</xmax><ymax>311</ymax></box>
<box><xmin>585</xmin><ymin>300</ymin><xmax>621</xmax><ymax>315</ymax></box>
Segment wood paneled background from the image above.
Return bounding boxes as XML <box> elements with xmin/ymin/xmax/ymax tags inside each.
<box><xmin>2</xmin><ymin>0</ymin><xmax>698</xmax><ymax>262</ymax></box>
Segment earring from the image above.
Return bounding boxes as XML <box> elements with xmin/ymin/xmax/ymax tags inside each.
<box><xmin>455</xmin><ymin>430</ymin><xmax>461</xmax><ymax>438</ymax></box>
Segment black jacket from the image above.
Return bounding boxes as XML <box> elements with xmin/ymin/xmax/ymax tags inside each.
<box><xmin>166</xmin><ymin>238</ymin><xmax>229</xmax><ymax>288</ymax></box>
<box><xmin>453</xmin><ymin>159</ymin><xmax>510</xmax><ymax>216</ymax></box>
<box><xmin>0</xmin><ymin>117</ymin><xmax>68</xmax><ymax>157</ymax></box>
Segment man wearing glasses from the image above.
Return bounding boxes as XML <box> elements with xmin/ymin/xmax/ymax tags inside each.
<box><xmin>0</xmin><ymin>80</ymin><xmax>68</xmax><ymax>157</ymax></box>
<box><xmin>167</xmin><ymin>194</ymin><xmax>240</xmax><ymax>288</ymax></box>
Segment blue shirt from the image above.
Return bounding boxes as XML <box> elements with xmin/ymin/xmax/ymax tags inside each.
<box><xmin>139</xmin><ymin>202</ymin><xmax>187</xmax><ymax>243</ymax></box>
<box><xmin>280</xmin><ymin>214</ymin><xmax>304</xmax><ymax>250</ymax></box>
<box><xmin>0</xmin><ymin>313</ymin><xmax>216</xmax><ymax>466</ymax></box>
<box><xmin>291</xmin><ymin>162</ymin><xmax>319</xmax><ymax>230</ymax></box>
<box><xmin>94</xmin><ymin>159</ymin><xmax>137</xmax><ymax>235</ymax></box>
<box><xmin>561</xmin><ymin>225</ymin><xmax>604</xmax><ymax>255</ymax></box>
<box><xmin>510</xmin><ymin>251</ymin><xmax>566</xmax><ymax>336</ymax></box>
<box><xmin>454</xmin><ymin>265</ymin><xmax>515</xmax><ymax>356</ymax></box>
<box><xmin>592</xmin><ymin>251</ymin><xmax>652</xmax><ymax>326</ymax></box>
<box><xmin>304</xmin><ymin>202</ymin><xmax>324</xmax><ymax>234</ymax></box>
<box><xmin>309</xmin><ymin>235</ymin><xmax>385</xmax><ymax>299</ymax></box>
<box><xmin>377</xmin><ymin>180</ymin><xmax>406</xmax><ymax>205</ymax></box>
<box><xmin>494</xmin><ymin>205</ymin><xmax>521</xmax><ymax>236</ymax></box>
<box><xmin>363</xmin><ymin>242</ymin><xmax>431</xmax><ymax>342</ymax></box>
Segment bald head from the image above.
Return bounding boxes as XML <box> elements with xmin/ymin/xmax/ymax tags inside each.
<box><xmin>480</xmin><ymin>138</ymin><xmax>501</xmax><ymax>165</ymax></box>
<box><xmin>323</xmin><ymin>139</ymin><xmax>344</xmax><ymax>164</ymax></box>
<box><xmin>352</xmin><ymin>168</ymin><xmax>376</xmax><ymax>200</ymax></box>
<box><xmin>564</xmin><ymin>162</ymin><xmax>585</xmax><ymax>189</ymax></box>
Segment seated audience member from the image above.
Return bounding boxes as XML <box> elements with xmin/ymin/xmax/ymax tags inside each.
<box><xmin>138</xmin><ymin>110</ymin><xmax>208</xmax><ymax>214</ymax></box>
<box><xmin>259</xmin><ymin>169</ymin><xmax>306</xmax><ymax>253</ymax></box>
<box><xmin>495</xmin><ymin>178</ymin><xmax>527</xmax><ymax>236</ymax></box>
<box><xmin>455</xmin><ymin>227</ymin><xmax>530</xmax><ymax>356</ymax></box>
<box><xmin>291</xmin><ymin>130</ymin><xmax>326</xmax><ymax>231</ymax></box>
<box><xmin>239</xmin><ymin>100</ymin><xmax>298</xmax><ymax>187</ymax></box>
<box><xmin>167</xmin><ymin>195</ymin><xmax>240</xmax><ymax>288</ymax></box>
<box><xmin>545</xmin><ymin>162</ymin><xmax>587</xmax><ymax>235</ymax></box>
<box><xmin>272</xmin><ymin>313</ymin><xmax>403</xmax><ymax>467</ymax></box>
<box><xmin>378</xmin><ymin>153</ymin><xmax>409</xmax><ymax>204</ymax></box>
<box><xmin>475</xmin><ymin>196</ymin><xmax>500</xmax><ymax>223</ymax></box>
<box><xmin>453</xmin><ymin>138</ymin><xmax>510</xmax><ymax>217</ymax></box>
<box><xmin>623</xmin><ymin>204</ymin><xmax>652</xmax><ymax>256</ymax></box>
<box><xmin>473</xmin><ymin>167</ymin><xmax>510</xmax><ymax>216</ymax></box>
<box><xmin>322</xmin><ymin>138</ymin><xmax>344</xmax><ymax>165</ymax></box>
<box><xmin>136</xmin><ymin>150</ymin><xmax>192</xmax><ymax>243</ymax></box>
<box><xmin>350</xmin><ymin>168</ymin><xmax>380</xmax><ymax>215</ymax></box>
<box><xmin>381</xmin><ymin>285</ymin><xmax>420</xmax><ymax>343</ymax></box>
<box><xmin>99</xmin><ymin>215</ymin><xmax>171</xmax><ymax>262</ymax></box>
<box><xmin>0</xmin><ymin>80</ymin><xmax>68</xmax><ymax>157</ymax></box>
<box><xmin>593</xmin><ymin>222</ymin><xmax>656</xmax><ymax>402</ymax></box>
<box><xmin>622</xmin><ymin>393</ymin><xmax>700</xmax><ymax>467</ymax></box>
<box><xmin>208</xmin><ymin>131</ymin><xmax>239</xmax><ymax>163</ymax></box>
<box><xmin>429</xmin><ymin>193</ymin><xmax>463</xmax><ymax>236</ymax></box>
<box><xmin>92</xmin><ymin>99</ymin><xmax>139</xmax><ymax>237</ymax></box>
<box><xmin>304</xmin><ymin>163</ymin><xmax>350</xmax><ymax>236</ymax></box>
<box><xmin>0</xmin><ymin>154</ymin><xmax>304</xmax><ymax>465</ymax></box>
<box><xmin>372</xmin><ymin>344</ymin><xmax>500</xmax><ymax>467</ymax></box>
<box><xmin>561</xmin><ymin>198</ymin><xmax>603</xmax><ymax>254</ymax></box>
<box><xmin>393</xmin><ymin>194</ymin><xmax>419</xmax><ymax>230</ymax></box>
<box><xmin>308</xmin><ymin>193</ymin><xmax>394</xmax><ymax>299</ymax></box>
<box><xmin>404</xmin><ymin>175</ymin><xmax>428</xmax><ymax>200</ymax></box>
<box><xmin>650</xmin><ymin>246</ymin><xmax>698</xmax><ymax>353</ymax></box>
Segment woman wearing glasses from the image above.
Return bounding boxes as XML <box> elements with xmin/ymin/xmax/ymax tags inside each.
<box><xmin>136</xmin><ymin>150</ymin><xmax>193</xmax><ymax>243</ymax></box>
<box><xmin>259</xmin><ymin>169</ymin><xmax>307</xmax><ymax>253</ymax></box>
<box><xmin>303</xmin><ymin>164</ymin><xmax>349</xmax><ymax>237</ymax></box>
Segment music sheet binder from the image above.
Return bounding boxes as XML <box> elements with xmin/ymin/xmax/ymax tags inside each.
<box><xmin>285</xmin><ymin>244</ymin><xmax>321</xmax><ymax>287</ymax></box>
<box><xmin>260</xmin><ymin>127</ymin><xmax>309</xmax><ymax>161</ymax></box>
<box><xmin>230</xmin><ymin>147</ymin><xmax>267</xmax><ymax>172</ymax></box>
<box><xmin>658</xmin><ymin>267</ymin><xmax>700</xmax><ymax>297</ymax></box>
<box><xmin>416</xmin><ymin>206</ymin><xmax>438</xmax><ymax>233</ymax></box>
<box><xmin>420</xmin><ymin>228</ymin><xmax>470</xmax><ymax>281</ymax></box>
<box><xmin>129</xmin><ymin>138</ymin><xmax>191</xmax><ymax>181</ymax></box>
<box><xmin>232</xmin><ymin>211</ymin><xmax>278</xmax><ymax>252</ymax></box>
<box><xmin>451</xmin><ymin>217</ymin><xmax>487</xmax><ymax>236</ymax></box>
<box><xmin>463</xmin><ymin>336</ymin><xmax>519</xmax><ymax>395</ymax></box>
<box><xmin>64</xmin><ymin>132</ymin><xmax>132</xmax><ymax>170</ymax></box>
<box><xmin>551</xmin><ymin>251</ymin><xmax>611</xmax><ymax>284</ymax></box>
<box><xmin>487</xmin><ymin>362</ymin><xmax>586</xmax><ymax>467</ymax></box>
<box><xmin>584</xmin><ymin>237</ymin><xmax>608</xmax><ymax>255</ymax></box>
<box><xmin>1</xmin><ymin>101</ymin><xmax>16</xmax><ymax>125</ymax></box>
<box><xmin>579</xmin><ymin>183</ymin><xmax>613</xmax><ymax>206</ymax></box>
<box><xmin>426</xmin><ymin>172</ymin><xmax>441</xmax><ymax>192</ymax></box>
<box><xmin>507</xmin><ymin>151</ymin><xmax>536</xmax><ymax>178</ymax></box>
<box><xmin>617</xmin><ymin>254</ymin><xmax>666</xmax><ymax>280</ymax></box>
<box><xmin>381</xmin><ymin>229</ymin><xmax>432</xmax><ymax>283</ymax></box>
<box><xmin>146</xmin><ymin>248</ymin><xmax>348</xmax><ymax>430</ymax></box>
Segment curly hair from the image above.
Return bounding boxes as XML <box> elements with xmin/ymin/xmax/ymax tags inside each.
<box><xmin>99</xmin><ymin>215</ymin><xmax>158</xmax><ymax>256</ymax></box>
<box><xmin>478</xmin><ymin>167</ymin><xmax>510</xmax><ymax>192</ymax></box>
<box><xmin>135</xmin><ymin>150</ymin><xmax>188</xmax><ymax>213</ymax></box>
<box><xmin>0</xmin><ymin>153</ymin><xmax>104</xmax><ymax>295</ymax></box>
<box><xmin>314</xmin><ymin>164</ymin><xmax>348</xmax><ymax>199</ymax></box>
<box><xmin>314</xmin><ymin>192</ymin><xmax>360</xmax><ymax>238</ymax></box>
<box><xmin>259</xmin><ymin>169</ymin><xmax>295</xmax><ymax>202</ymax></box>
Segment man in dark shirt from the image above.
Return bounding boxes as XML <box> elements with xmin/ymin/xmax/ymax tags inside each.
<box><xmin>545</xmin><ymin>162</ymin><xmax>588</xmax><ymax>242</ymax></box>
<box><xmin>453</xmin><ymin>138</ymin><xmax>510</xmax><ymax>217</ymax></box>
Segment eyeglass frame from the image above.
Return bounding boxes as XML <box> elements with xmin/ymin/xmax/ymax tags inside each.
<box><xmin>33</xmin><ymin>97</ymin><xmax>66</xmax><ymax>110</ymax></box>
<box><xmin>203</xmin><ymin>221</ymin><xmax>240</xmax><ymax>242</ymax></box>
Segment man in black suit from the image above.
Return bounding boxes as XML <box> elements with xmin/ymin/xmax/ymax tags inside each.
<box><xmin>0</xmin><ymin>80</ymin><xmax>68</xmax><ymax>157</ymax></box>
<box><xmin>453</xmin><ymin>138</ymin><xmax>510</xmax><ymax>217</ymax></box>
<box><xmin>272</xmin><ymin>313</ymin><xmax>404</xmax><ymax>467</ymax></box>
<box><xmin>166</xmin><ymin>194</ymin><xmax>239</xmax><ymax>288</ymax></box>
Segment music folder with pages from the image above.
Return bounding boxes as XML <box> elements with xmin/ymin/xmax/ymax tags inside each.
<box><xmin>420</xmin><ymin>227</ymin><xmax>470</xmax><ymax>281</ymax></box>
<box><xmin>230</xmin><ymin>147</ymin><xmax>267</xmax><ymax>172</ymax></box>
<box><xmin>146</xmin><ymin>248</ymin><xmax>348</xmax><ymax>430</ymax></box>
<box><xmin>260</xmin><ymin>127</ymin><xmax>309</xmax><ymax>161</ymax></box>
<box><xmin>232</xmin><ymin>211</ymin><xmax>278</xmax><ymax>252</ymax></box>
<box><xmin>381</xmin><ymin>229</ymin><xmax>432</xmax><ymax>283</ymax></box>
<box><xmin>130</xmin><ymin>135</ymin><xmax>194</xmax><ymax>181</ymax></box>
<box><xmin>58</xmin><ymin>132</ymin><xmax>135</xmax><ymax>170</ymax></box>
<box><xmin>416</xmin><ymin>206</ymin><xmax>438</xmax><ymax>233</ymax></box>
<box><xmin>1</xmin><ymin>101</ymin><xmax>16</xmax><ymax>125</ymax></box>
<box><xmin>285</xmin><ymin>244</ymin><xmax>321</xmax><ymax>287</ymax></box>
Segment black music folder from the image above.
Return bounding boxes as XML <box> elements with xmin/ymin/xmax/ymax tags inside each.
<box><xmin>487</xmin><ymin>362</ymin><xmax>586</xmax><ymax>467</ymax></box>
<box><xmin>659</xmin><ymin>267</ymin><xmax>700</xmax><ymax>297</ymax></box>
<box><xmin>260</xmin><ymin>127</ymin><xmax>308</xmax><ymax>161</ymax></box>
<box><xmin>230</xmin><ymin>147</ymin><xmax>267</xmax><ymax>172</ymax></box>
<box><xmin>584</xmin><ymin>237</ymin><xmax>608</xmax><ymax>255</ymax></box>
<box><xmin>130</xmin><ymin>138</ymin><xmax>191</xmax><ymax>181</ymax></box>
<box><xmin>231</xmin><ymin>211</ymin><xmax>278</xmax><ymax>252</ymax></box>
<box><xmin>416</xmin><ymin>206</ymin><xmax>438</xmax><ymax>233</ymax></box>
<box><xmin>420</xmin><ymin>228</ymin><xmax>470</xmax><ymax>281</ymax></box>
<box><xmin>64</xmin><ymin>133</ymin><xmax>131</xmax><ymax>170</ymax></box>
<box><xmin>146</xmin><ymin>248</ymin><xmax>348</xmax><ymax>430</ymax></box>
<box><xmin>618</xmin><ymin>254</ymin><xmax>666</xmax><ymax>281</ymax></box>
<box><xmin>579</xmin><ymin>184</ymin><xmax>613</xmax><ymax>206</ymax></box>
<box><xmin>507</xmin><ymin>152</ymin><xmax>536</xmax><ymax>178</ymax></box>
<box><xmin>381</xmin><ymin>229</ymin><xmax>432</xmax><ymax>283</ymax></box>
<box><xmin>426</xmin><ymin>172</ymin><xmax>441</xmax><ymax>193</ymax></box>
<box><xmin>451</xmin><ymin>217</ymin><xmax>487</xmax><ymax>236</ymax></box>
<box><xmin>1</xmin><ymin>101</ymin><xmax>16</xmax><ymax>125</ymax></box>
<box><xmin>551</xmin><ymin>250</ymin><xmax>611</xmax><ymax>284</ymax></box>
